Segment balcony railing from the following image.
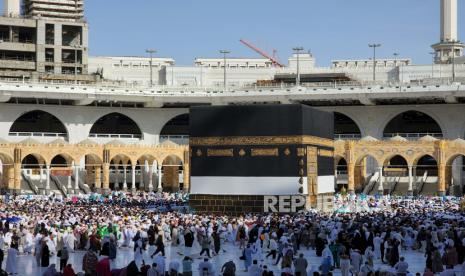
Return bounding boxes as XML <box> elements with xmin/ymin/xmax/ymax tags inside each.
<box><xmin>160</xmin><ymin>135</ymin><xmax>189</xmax><ymax>145</ymax></box>
<box><xmin>383</xmin><ymin>133</ymin><xmax>443</xmax><ymax>140</ymax></box>
<box><xmin>334</xmin><ymin>134</ymin><xmax>362</xmax><ymax>140</ymax></box>
<box><xmin>9</xmin><ymin>132</ymin><xmax>67</xmax><ymax>138</ymax></box>
<box><xmin>89</xmin><ymin>133</ymin><xmax>142</xmax><ymax>139</ymax></box>
<box><xmin>0</xmin><ymin>75</ymin><xmax>461</xmax><ymax>91</ymax></box>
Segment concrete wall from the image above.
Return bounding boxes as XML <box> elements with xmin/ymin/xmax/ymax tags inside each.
<box><xmin>0</xmin><ymin>104</ymin><xmax>187</xmax><ymax>144</ymax></box>
<box><xmin>1</xmin><ymin>103</ymin><xmax>465</xmax><ymax>145</ymax></box>
<box><xmin>318</xmin><ymin>104</ymin><xmax>465</xmax><ymax>139</ymax></box>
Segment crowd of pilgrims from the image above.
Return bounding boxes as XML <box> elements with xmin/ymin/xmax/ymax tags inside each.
<box><xmin>0</xmin><ymin>193</ymin><xmax>464</xmax><ymax>276</ymax></box>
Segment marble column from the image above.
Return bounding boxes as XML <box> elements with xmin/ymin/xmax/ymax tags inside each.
<box><xmin>378</xmin><ymin>166</ymin><xmax>384</xmax><ymax>194</ymax></box>
<box><xmin>139</xmin><ymin>163</ymin><xmax>145</xmax><ymax>190</ymax></box>
<box><xmin>347</xmin><ymin>162</ymin><xmax>355</xmax><ymax>194</ymax></box>
<box><xmin>46</xmin><ymin>165</ymin><xmax>51</xmax><ymax>191</ymax></box>
<box><xmin>148</xmin><ymin>165</ymin><xmax>154</xmax><ymax>192</ymax></box>
<box><xmin>74</xmin><ymin>165</ymin><xmax>79</xmax><ymax>190</ymax></box>
<box><xmin>102</xmin><ymin>163</ymin><xmax>110</xmax><ymax>191</ymax></box>
<box><xmin>131</xmin><ymin>165</ymin><xmax>136</xmax><ymax>191</ymax></box>
<box><xmin>94</xmin><ymin>166</ymin><xmax>101</xmax><ymax>190</ymax></box>
<box><xmin>114</xmin><ymin>164</ymin><xmax>120</xmax><ymax>190</ymax></box>
<box><xmin>157</xmin><ymin>165</ymin><xmax>162</xmax><ymax>192</ymax></box>
<box><xmin>408</xmin><ymin>166</ymin><xmax>413</xmax><ymax>196</ymax></box>
<box><xmin>39</xmin><ymin>165</ymin><xmax>44</xmax><ymax>185</ymax></box>
<box><xmin>123</xmin><ymin>165</ymin><xmax>128</xmax><ymax>190</ymax></box>
<box><xmin>67</xmin><ymin>170</ymin><xmax>72</xmax><ymax>190</ymax></box>
<box><xmin>438</xmin><ymin>163</ymin><xmax>447</xmax><ymax>196</ymax></box>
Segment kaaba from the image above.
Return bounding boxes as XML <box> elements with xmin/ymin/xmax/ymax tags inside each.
<box><xmin>189</xmin><ymin>104</ymin><xmax>335</xmax><ymax>214</ymax></box>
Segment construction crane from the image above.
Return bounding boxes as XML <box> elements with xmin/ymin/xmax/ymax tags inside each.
<box><xmin>239</xmin><ymin>39</ymin><xmax>284</xmax><ymax>68</ymax></box>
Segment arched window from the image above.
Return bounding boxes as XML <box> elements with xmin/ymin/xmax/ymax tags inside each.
<box><xmin>90</xmin><ymin>113</ymin><xmax>142</xmax><ymax>139</ymax></box>
<box><xmin>383</xmin><ymin>111</ymin><xmax>442</xmax><ymax>139</ymax></box>
<box><xmin>334</xmin><ymin>112</ymin><xmax>361</xmax><ymax>139</ymax></box>
<box><xmin>9</xmin><ymin>110</ymin><xmax>67</xmax><ymax>139</ymax></box>
<box><xmin>160</xmin><ymin>114</ymin><xmax>189</xmax><ymax>144</ymax></box>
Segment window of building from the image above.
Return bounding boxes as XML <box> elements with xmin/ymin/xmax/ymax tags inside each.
<box><xmin>45</xmin><ymin>24</ymin><xmax>54</xmax><ymax>45</ymax></box>
<box><xmin>45</xmin><ymin>66</ymin><xmax>54</xmax><ymax>74</ymax></box>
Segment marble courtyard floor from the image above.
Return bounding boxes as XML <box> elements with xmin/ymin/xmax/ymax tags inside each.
<box><xmin>3</xmin><ymin>239</ymin><xmax>462</xmax><ymax>275</ymax></box>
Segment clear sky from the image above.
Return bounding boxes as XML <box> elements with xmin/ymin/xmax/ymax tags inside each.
<box><xmin>4</xmin><ymin>0</ymin><xmax>465</xmax><ymax>66</ymax></box>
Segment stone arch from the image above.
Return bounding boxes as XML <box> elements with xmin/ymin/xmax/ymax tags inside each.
<box><xmin>334</xmin><ymin>112</ymin><xmax>362</xmax><ymax>139</ymax></box>
<box><xmin>0</xmin><ymin>153</ymin><xmax>14</xmax><ymax>188</ymax></box>
<box><xmin>382</xmin><ymin>110</ymin><xmax>443</xmax><ymax>139</ymax></box>
<box><xmin>161</xmin><ymin>154</ymin><xmax>184</xmax><ymax>192</ymax></box>
<box><xmin>334</xmin><ymin>154</ymin><xmax>346</xmax><ymax>165</ymax></box>
<box><xmin>136</xmin><ymin>154</ymin><xmax>159</xmax><ymax>167</ymax></box>
<box><xmin>336</xmin><ymin>158</ymin><xmax>347</xmax><ymax>173</ymax></box>
<box><xmin>9</xmin><ymin>110</ymin><xmax>68</xmax><ymax>140</ymax></box>
<box><xmin>89</xmin><ymin>112</ymin><xmax>142</xmax><ymax>139</ymax></box>
<box><xmin>80</xmin><ymin>153</ymin><xmax>104</xmax><ymax>191</ymax></box>
<box><xmin>383</xmin><ymin>155</ymin><xmax>408</xmax><ymax>177</ymax></box>
<box><xmin>446</xmin><ymin>153</ymin><xmax>465</xmax><ymax>166</ymax></box>
<box><xmin>108</xmin><ymin>154</ymin><xmax>133</xmax><ymax>191</ymax></box>
<box><xmin>80</xmin><ymin>153</ymin><xmax>103</xmax><ymax>166</ymax></box>
<box><xmin>21</xmin><ymin>153</ymin><xmax>46</xmax><ymax>168</ymax></box>
<box><xmin>109</xmin><ymin>153</ymin><xmax>135</xmax><ymax>166</ymax></box>
<box><xmin>0</xmin><ymin>152</ymin><xmax>14</xmax><ymax>164</ymax></box>
<box><xmin>355</xmin><ymin>153</ymin><xmax>382</xmax><ymax>168</ymax></box>
<box><xmin>50</xmin><ymin>154</ymin><xmax>73</xmax><ymax>167</ymax></box>
<box><xmin>335</xmin><ymin>157</ymin><xmax>348</xmax><ymax>193</ymax></box>
<box><xmin>354</xmin><ymin>153</ymin><xmax>380</xmax><ymax>190</ymax></box>
<box><xmin>446</xmin><ymin>153</ymin><xmax>465</xmax><ymax>194</ymax></box>
<box><xmin>414</xmin><ymin>155</ymin><xmax>438</xmax><ymax>177</ymax></box>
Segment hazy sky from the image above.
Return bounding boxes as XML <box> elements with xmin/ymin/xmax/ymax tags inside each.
<box><xmin>4</xmin><ymin>0</ymin><xmax>465</xmax><ymax>66</ymax></box>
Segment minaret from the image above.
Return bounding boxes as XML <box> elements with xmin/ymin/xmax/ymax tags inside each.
<box><xmin>432</xmin><ymin>0</ymin><xmax>464</xmax><ymax>63</ymax></box>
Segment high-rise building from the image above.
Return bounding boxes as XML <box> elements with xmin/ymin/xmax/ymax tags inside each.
<box><xmin>24</xmin><ymin>0</ymin><xmax>84</xmax><ymax>21</ymax></box>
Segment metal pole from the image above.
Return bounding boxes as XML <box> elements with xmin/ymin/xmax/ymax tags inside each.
<box><xmin>150</xmin><ymin>53</ymin><xmax>153</xmax><ymax>86</ymax></box>
<box><xmin>297</xmin><ymin>52</ymin><xmax>300</xmax><ymax>85</ymax></box>
<box><xmin>146</xmin><ymin>49</ymin><xmax>157</xmax><ymax>87</ymax></box>
<box><xmin>393</xmin><ymin>52</ymin><xmax>399</xmax><ymax>82</ymax></box>
<box><xmin>369</xmin><ymin>44</ymin><xmax>381</xmax><ymax>82</ymax></box>
<box><xmin>219</xmin><ymin>50</ymin><xmax>230</xmax><ymax>90</ymax></box>
<box><xmin>452</xmin><ymin>49</ymin><xmax>456</xmax><ymax>82</ymax></box>
<box><xmin>223</xmin><ymin>53</ymin><xmax>226</xmax><ymax>88</ymax></box>
<box><xmin>429</xmin><ymin>52</ymin><xmax>435</xmax><ymax>78</ymax></box>
<box><xmin>293</xmin><ymin>47</ymin><xmax>304</xmax><ymax>86</ymax></box>
<box><xmin>372</xmin><ymin>47</ymin><xmax>375</xmax><ymax>81</ymax></box>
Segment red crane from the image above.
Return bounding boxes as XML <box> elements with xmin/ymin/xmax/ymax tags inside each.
<box><xmin>239</xmin><ymin>39</ymin><xmax>284</xmax><ymax>68</ymax></box>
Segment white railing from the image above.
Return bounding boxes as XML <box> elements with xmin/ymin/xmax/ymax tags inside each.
<box><xmin>334</xmin><ymin>134</ymin><xmax>362</xmax><ymax>140</ymax></box>
<box><xmin>383</xmin><ymin>133</ymin><xmax>443</xmax><ymax>140</ymax></box>
<box><xmin>9</xmin><ymin>132</ymin><xmax>67</xmax><ymax>138</ymax></box>
<box><xmin>160</xmin><ymin>135</ymin><xmax>189</xmax><ymax>145</ymax></box>
<box><xmin>89</xmin><ymin>133</ymin><xmax>142</xmax><ymax>139</ymax></box>
<box><xmin>0</xmin><ymin>76</ymin><xmax>461</xmax><ymax>92</ymax></box>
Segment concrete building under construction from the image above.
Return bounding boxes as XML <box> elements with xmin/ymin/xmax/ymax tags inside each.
<box><xmin>0</xmin><ymin>0</ymin><xmax>92</xmax><ymax>82</ymax></box>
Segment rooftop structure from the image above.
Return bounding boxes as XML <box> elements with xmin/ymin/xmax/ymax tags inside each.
<box><xmin>24</xmin><ymin>0</ymin><xmax>84</xmax><ymax>21</ymax></box>
<box><xmin>88</xmin><ymin>56</ymin><xmax>175</xmax><ymax>86</ymax></box>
